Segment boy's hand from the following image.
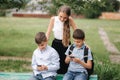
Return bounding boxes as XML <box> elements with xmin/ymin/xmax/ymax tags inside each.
<box><xmin>69</xmin><ymin>55</ymin><xmax>75</xmax><ymax>59</ymax></box>
<box><xmin>37</xmin><ymin>65</ymin><xmax>48</xmax><ymax>71</ymax></box>
<box><xmin>72</xmin><ymin>58</ymin><xmax>81</xmax><ymax>63</ymax></box>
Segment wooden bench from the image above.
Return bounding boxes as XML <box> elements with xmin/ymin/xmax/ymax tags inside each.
<box><xmin>0</xmin><ymin>72</ymin><xmax>98</xmax><ymax>80</ymax></box>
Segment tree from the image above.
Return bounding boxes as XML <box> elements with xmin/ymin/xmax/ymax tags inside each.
<box><xmin>0</xmin><ymin>0</ymin><xmax>30</xmax><ymax>16</ymax></box>
<box><xmin>46</xmin><ymin>0</ymin><xmax>120</xmax><ymax>18</ymax></box>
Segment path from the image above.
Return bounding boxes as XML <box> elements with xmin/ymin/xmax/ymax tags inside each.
<box><xmin>0</xmin><ymin>56</ymin><xmax>31</xmax><ymax>62</ymax></box>
<box><xmin>98</xmin><ymin>27</ymin><xmax>120</xmax><ymax>64</ymax></box>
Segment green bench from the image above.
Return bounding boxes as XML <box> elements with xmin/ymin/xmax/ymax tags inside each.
<box><xmin>56</xmin><ymin>74</ymin><xmax>97</xmax><ymax>80</ymax></box>
<box><xmin>0</xmin><ymin>72</ymin><xmax>97</xmax><ymax>80</ymax></box>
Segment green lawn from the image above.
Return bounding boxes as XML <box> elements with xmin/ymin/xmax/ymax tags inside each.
<box><xmin>1</xmin><ymin>18</ymin><xmax>120</xmax><ymax>58</ymax></box>
<box><xmin>0</xmin><ymin>17</ymin><xmax>120</xmax><ymax>80</ymax></box>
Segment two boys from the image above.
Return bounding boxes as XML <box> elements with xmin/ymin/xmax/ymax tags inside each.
<box><xmin>30</xmin><ymin>29</ymin><xmax>93</xmax><ymax>80</ymax></box>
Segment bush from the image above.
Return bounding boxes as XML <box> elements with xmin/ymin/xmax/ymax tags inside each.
<box><xmin>81</xmin><ymin>0</ymin><xmax>103</xmax><ymax>18</ymax></box>
<box><xmin>46</xmin><ymin>0</ymin><xmax>120</xmax><ymax>18</ymax></box>
<box><xmin>95</xmin><ymin>58</ymin><xmax>120</xmax><ymax>80</ymax></box>
<box><xmin>0</xmin><ymin>10</ymin><xmax>6</xmax><ymax>16</ymax></box>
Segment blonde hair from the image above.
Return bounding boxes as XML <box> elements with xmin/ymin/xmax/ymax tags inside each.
<box><xmin>58</xmin><ymin>5</ymin><xmax>71</xmax><ymax>47</ymax></box>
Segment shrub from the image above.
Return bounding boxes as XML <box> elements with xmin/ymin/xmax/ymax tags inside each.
<box><xmin>95</xmin><ymin>58</ymin><xmax>120</xmax><ymax>80</ymax></box>
<box><xmin>46</xmin><ymin>0</ymin><xmax>120</xmax><ymax>18</ymax></box>
<box><xmin>0</xmin><ymin>10</ymin><xmax>6</xmax><ymax>16</ymax></box>
<box><xmin>81</xmin><ymin>0</ymin><xmax>103</xmax><ymax>18</ymax></box>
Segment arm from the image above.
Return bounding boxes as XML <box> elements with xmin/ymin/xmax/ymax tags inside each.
<box><xmin>47</xmin><ymin>50</ymin><xmax>60</xmax><ymax>71</ymax></box>
<box><xmin>72</xmin><ymin>49</ymin><xmax>92</xmax><ymax>69</ymax></box>
<box><xmin>69</xmin><ymin>16</ymin><xmax>78</xmax><ymax>30</ymax></box>
<box><xmin>65</xmin><ymin>56</ymin><xmax>71</xmax><ymax>64</ymax></box>
<box><xmin>46</xmin><ymin>17</ymin><xmax>54</xmax><ymax>40</ymax></box>
<box><xmin>72</xmin><ymin>58</ymin><xmax>92</xmax><ymax>69</ymax></box>
<box><xmin>31</xmin><ymin>53</ymin><xmax>38</xmax><ymax>70</ymax></box>
<box><xmin>32</xmin><ymin>52</ymin><xmax>48</xmax><ymax>71</ymax></box>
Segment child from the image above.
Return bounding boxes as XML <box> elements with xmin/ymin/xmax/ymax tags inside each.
<box><xmin>46</xmin><ymin>5</ymin><xmax>77</xmax><ymax>74</ymax></box>
<box><xmin>29</xmin><ymin>32</ymin><xmax>60</xmax><ymax>80</ymax></box>
<box><xmin>63</xmin><ymin>29</ymin><xmax>93</xmax><ymax>80</ymax></box>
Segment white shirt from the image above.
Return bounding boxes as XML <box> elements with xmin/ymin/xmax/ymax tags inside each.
<box><xmin>31</xmin><ymin>45</ymin><xmax>60</xmax><ymax>78</ymax></box>
<box><xmin>52</xmin><ymin>16</ymin><xmax>64</xmax><ymax>40</ymax></box>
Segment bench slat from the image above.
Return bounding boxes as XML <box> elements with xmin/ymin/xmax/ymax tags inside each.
<box><xmin>0</xmin><ymin>72</ymin><xmax>97</xmax><ymax>80</ymax></box>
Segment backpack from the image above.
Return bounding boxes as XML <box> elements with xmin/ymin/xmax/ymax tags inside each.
<box><xmin>68</xmin><ymin>44</ymin><xmax>94</xmax><ymax>78</ymax></box>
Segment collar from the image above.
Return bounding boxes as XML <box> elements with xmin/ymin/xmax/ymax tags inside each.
<box><xmin>38</xmin><ymin>45</ymin><xmax>48</xmax><ymax>52</ymax></box>
<box><xmin>74</xmin><ymin>44</ymin><xmax>85</xmax><ymax>50</ymax></box>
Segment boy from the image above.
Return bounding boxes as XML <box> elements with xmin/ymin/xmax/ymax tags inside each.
<box><xmin>29</xmin><ymin>32</ymin><xmax>60</xmax><ymax>80</ymax></box>
<box><xmin>63</xmin><ymin>29</ymin><xmax>93</xmax><ymax>80</ymax></box>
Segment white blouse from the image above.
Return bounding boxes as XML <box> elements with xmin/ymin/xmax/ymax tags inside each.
<box><xmin>52</xmin><ymin>16</ymin><xmax>64</xmax><ymax>40</ymax></box>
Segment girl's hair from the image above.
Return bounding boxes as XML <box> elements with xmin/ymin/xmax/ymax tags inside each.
<box><xmin>58</xmin><ymin>5</ymin><xmax>71</xmax><ymax>47</ymax></box>
<box><xmin>35</xmin><ymin>32</ymin><xmax>47</xmax><ymax>44</ymax></box>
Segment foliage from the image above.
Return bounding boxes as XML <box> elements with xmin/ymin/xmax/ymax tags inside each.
<box><xmin>0</xmin><ymin>0</ymin><xmax>30</xmax><ymax>16</ymax></box>
<box><xmin>46</xmin><ymin>0</ymin><xmax>63</xmax><ymax>15</ymax></box>
<box><xmin>95</xmin><ymin>58</ymin><xmax>120</xmax><ymax>80</ymax></box>
<box><xmin>81</xmin><ymin>0</ymin><xmax>104</xmax><ymax>18</ymax></box>
<box><xmin>46</xmin><ymin>0</ymin><xmax>85</xmax><ymax>15</ymax></box>
<box><xmin>100</xmin><ymin>0</ymin><xmax>120</xmax><ymax>12</ymax></box>
<box><xmin>46</xmin><ymin>0</ymin><xmax>120</xmax><ymax>18</ymax></box>
<box><xmin>0</xmin><ymin>0</ymin><xmax>29</xmax><ymax>9</ymax></box>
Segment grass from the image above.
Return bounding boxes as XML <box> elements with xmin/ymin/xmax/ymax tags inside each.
<box><xmin>0</xmin><ymin>17</ymin><xmax>50</xmax><ymax>57</ymax></box>
<box><xmin>0</xmin><ymin>17</ymin><xmax>120</xmax><ymax>80</ymax></box>
<box><xmin>0</xmin><ymin>59</ymin><xmax>31</xmax><ymax>72</ymax></box>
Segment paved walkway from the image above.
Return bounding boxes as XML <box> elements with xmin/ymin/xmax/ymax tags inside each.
<box><xmin>0</xmin><ymin>56</ymin><xmax>31</xmax><ymax>62</ymax></box>
<box><xmin>98</xmin><ymin>27</ymin><xmax>120</xmax><ymax>64</ymax></box>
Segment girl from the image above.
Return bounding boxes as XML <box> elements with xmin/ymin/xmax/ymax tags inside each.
<box><xmin>46</xmin><ymin>5</ymin><xmax>77</xmax><ymax>74</ymax></box>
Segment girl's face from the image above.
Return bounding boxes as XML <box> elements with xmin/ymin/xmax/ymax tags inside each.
<box><xmin>58</xmin><ymin>12</ymin><xmax>69</xmax><ymax>22</ymax></box>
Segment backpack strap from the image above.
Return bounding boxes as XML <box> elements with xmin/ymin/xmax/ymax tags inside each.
<box><xmin>68</xmin><ymin>44</ymin><xmax>74</xmax><ymax>55</ymax></box>
<box><xmin>84</xmin><ymin>46</ymin><xmax>94</xmax><ymax>77</ymax></box>
<box><xmin>84</xmin><ymin>46</ymin><xmax>88</xmax><ymax>63</ymax></box>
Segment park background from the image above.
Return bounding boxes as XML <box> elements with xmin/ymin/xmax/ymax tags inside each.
<box><xmin>0</xmin><ymin>0</ymin><xmax>120</xmax><ymax>80</ymax></box>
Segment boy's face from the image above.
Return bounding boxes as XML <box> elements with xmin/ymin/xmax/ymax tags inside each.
<box><xmin>73</xmin><ymin>39</ymin><xmax>84</xmax><ymax>48</ymax></box>
<box><xmin>38</xmin><ymin>41</ymin><xmax>47</xmax><ymax>50</ymax></box>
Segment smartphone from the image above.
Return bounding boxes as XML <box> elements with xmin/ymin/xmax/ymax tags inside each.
<box><xmin>37</xmin><ymin>65</ymin><xmax>42</xmax><ymax>67</ymax></box>
<box><xmin>70</xmin><ymin>56</ymin><xmax>75</xmax><ymax>58</ymax></box>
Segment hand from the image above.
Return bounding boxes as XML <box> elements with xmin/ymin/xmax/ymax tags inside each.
<box><xmin>69</xmin><ymin>55</ymin><xmax>75</xmax><ymax>58</ymax></box>
<box><xmin>37</xmin><ymin>65</ymin><xmax>48</xmax><ymax>71</ymax></box>
<box><xmin>72</xmin><ymin>57</ymin><xmax>81</xmax><ymax>63</ymax></box>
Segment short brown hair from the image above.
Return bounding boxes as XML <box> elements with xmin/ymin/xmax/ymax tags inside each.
<box><xmin>73</xmin><ymin>29</ymin><xmax>85</xmax><ymax>40</ymax></box>
<box><xmin>35</xmin><ymin>32</ymin><xmax>47</xmax><ymax>44</ymax></box>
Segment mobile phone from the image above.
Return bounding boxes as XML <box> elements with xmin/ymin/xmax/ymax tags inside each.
<box><xmin>70</xmin><ymin>56</ymin><xmax>75</xmax><ymax>58</ymax></box>
<box><xmin>37</xmin><ymin>65</ymin><xmax>42</xmax><ymax>67</ymax></box>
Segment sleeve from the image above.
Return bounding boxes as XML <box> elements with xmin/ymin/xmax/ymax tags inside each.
<box><xmin>88</xmin><ymin>49</ymin><xmax>93</xmax><ymax>60</ymax></box>
<box><xmin>31</xmin><ymin>52</ymin><xmax>37</xmax><ymax>70</ymax></box>
<box><xmin>47</xmin><ymin>49</ymin><xmax>60</xmax><ymax>71</ymax></box>
<box><xmin>65</xmin><ymin>45</ymin><xmax>71</xmax><ymax>55</ymax></box>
